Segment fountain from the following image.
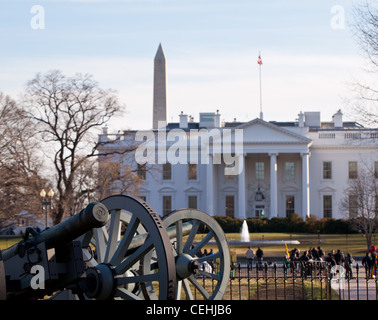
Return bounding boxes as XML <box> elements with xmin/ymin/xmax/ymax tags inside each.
<box><xmin>240</xmin><ymin>220</ymin><xmax>250</xmax><ymax>242</ymax></box>
<box><xmin>227</xmin><ymin>219</ymin><xmax>300</xmax><ymax>246</ymax></box>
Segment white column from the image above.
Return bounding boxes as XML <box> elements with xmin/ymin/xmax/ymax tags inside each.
<box><xmin>301</xmin><ymin>152</ymin><xmax>310</xmax><ymax>219</ymax></box>
<box><xmin>269</xmin><ymin>153</ymin><xmax>278</xmax><ymax>218</ymax></box>
<box><xmin>206</xmin><ymin>154</ymin><xmax>214</xmax><ymax>215</ymax></box>
<box><xmin>238</xmin><ymin>154</ymin><xmax>246</xmax><ymax>219</ymax></box>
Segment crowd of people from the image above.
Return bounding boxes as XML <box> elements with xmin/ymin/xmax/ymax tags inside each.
<box><xmin>245</xmin><ymin>244</ymin><xmax>377</xmax><ymax>279</ymax></box>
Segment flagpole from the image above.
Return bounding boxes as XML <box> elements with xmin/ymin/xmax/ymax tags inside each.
<box><xmin>258</xmin><ymin>52</ymin><xmax>263</xmax><ymax>120</ymax></box>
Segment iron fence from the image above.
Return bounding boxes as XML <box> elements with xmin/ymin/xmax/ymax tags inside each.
<box><xmin>193</xmin><ymin>260</ymin><xmax>378</xmax><ymax>300</ymax></box>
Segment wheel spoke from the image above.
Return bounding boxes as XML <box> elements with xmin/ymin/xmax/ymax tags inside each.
<box><xmin>116</xmin><ymin>273</ymin><xmax>159</xmax><ymax>285</ymax></box>
<box><xmin>188</xmin><ymin>275</ymin><xmax>210</xmax><ymax>299</ymax></box>
<box><xmin>182</xmin><ymin>279</ymin><xmax>194</xmax><ymax>300</ymax></box>
<box><xmin>196</xmin><ymin>251</ymin><xmax>222</xmax><ymax>264</ymax></box>
<box><xmin>183</xmin><ymin>220</ymin><xmax>201</xmax><ymax>253</ymax></box>
<box><xmin>115</xmin><ymin>288</ymin><xmax>142</xmax><ymax>300</ymax></box>
<box><xmin>175</xmin><ymin>220</ymin><xmax>183</xmax><ymax>254</ymax></box>
<box><xmin>115</xmin><ymin>237</ymin><xmax>153</xmax><ymax>275</ymax></box>
<box><xmin>110</xmin><ymin>214</ymin><xmax>140</xmax><ymax>266</ymax></box>
<box><xmin>94</xmin><ymin>226</ymin><xmax>108</xmax><ymax>263</ymax></box>
<box><xmin>188</xmin><ymin>230</ymin><xmax>215</xmax><ymax>256</ymax></box>
<box><xmin>104</xmin><ymin>209</ymin><xmax>121</xmax><ymax>263</ymax></box>
<box><xmin>197</xmin><ymin>269</ymin><xmax>220</xmax><ymax>281</ymax></box>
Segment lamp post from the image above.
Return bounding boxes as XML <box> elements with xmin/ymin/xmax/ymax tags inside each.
<box><xmin>40</xmin><ymin>188</ymin><xmax>54</xmax><ymax>229</ymax></box>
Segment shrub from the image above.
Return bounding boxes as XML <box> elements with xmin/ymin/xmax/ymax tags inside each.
<box><xmin>213</xmin><ymin>215</ymin><xmax>356</xmax><ymax>234</ymax></box>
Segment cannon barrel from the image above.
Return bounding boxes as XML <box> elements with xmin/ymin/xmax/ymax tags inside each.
<box><xmin>1</xmin><ymin>202</ymin><xmax>109</xmax><ymax>261</ymax></box>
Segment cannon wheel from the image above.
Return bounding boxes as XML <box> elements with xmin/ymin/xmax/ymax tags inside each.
<box><xmin>142</xmin><ymin>209</ymin><xmax>231</xmax><ymax>300</ymax></box>
<box><xmin>77</xmin><ymin>194</ymin><xmax>176</xmax><ymax>300</ymax></box>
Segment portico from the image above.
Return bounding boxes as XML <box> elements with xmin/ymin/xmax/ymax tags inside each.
<box><xmin>206</xmin><ymin>118</ymin><xmax>312</xmax><ymax>219</ymax></box>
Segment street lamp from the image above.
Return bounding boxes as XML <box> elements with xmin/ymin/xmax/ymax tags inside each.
<box><xmin>40</xmin><ymin>188</ymin><xmax>54</xmax><ymax>229</ymax></box>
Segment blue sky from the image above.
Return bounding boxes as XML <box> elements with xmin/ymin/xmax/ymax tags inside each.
<box><xmin>0</xmin><ymin>0</ymin><xmax>370</xmax><ymax>130</ymax></box>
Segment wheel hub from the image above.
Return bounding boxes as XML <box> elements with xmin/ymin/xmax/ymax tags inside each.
<box><xmin>175</xmin><ymin>253</ymin><xmax>199</xmax><ymax>280</ymax></box>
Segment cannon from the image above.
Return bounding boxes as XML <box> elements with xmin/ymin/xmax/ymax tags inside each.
<box><xmin>0</xmin><ymin>202</ymin><xmax>109</xmax><ymax>299</ymax></box>
<box><xmin>0</xmin><ymin>194</ymin><xmax>230</xmax><ymax>300</ymax></box>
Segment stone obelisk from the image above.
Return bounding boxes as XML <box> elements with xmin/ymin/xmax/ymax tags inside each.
<box><xmin>153</xmin><ymin>43</ymin><xmax>167</xmax><ymax>129</ymax></box>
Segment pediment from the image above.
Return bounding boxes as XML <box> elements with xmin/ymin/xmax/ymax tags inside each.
<box><xmin>318</xmin><ymin>186</ymin><xmax>337</xmax><ymax>193</ymax></box>
<box><xmin>158</xmin><ymin>186</ymin><xmax>176</xmax><ymax>193</ymax></box>
<box><xmin>184</xmin><ymin>186</ymin><xmax>202</xmax><ymax>193</ymax></box>
<box><xmin>236</xmin><ymin>118</ymin><xmax>311</xmax><ymax>144</ymax></box>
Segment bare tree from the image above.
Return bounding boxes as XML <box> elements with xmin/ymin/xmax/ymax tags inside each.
<box><xmin>22</xmin><ymin>70</ymin><xmax>124</xmax><ymax>225</ymax></box>
<box><xmin>349</xmin><ymin>1</ymin><xmax>378</xmax><ymax>127</ymax></box>
<box><xmin>340</xmin><ymin>164</ymin><xmax>378</xmax><ymax>249</ymax></box>
<box><xmin>0</xmin><ymin>92</ymin><xmax>46</xmax><ymax>224</ymax></box>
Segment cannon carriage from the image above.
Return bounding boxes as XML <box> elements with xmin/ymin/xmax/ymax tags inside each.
<box><xmin>0</xmin><ymin>194</ymin><xmax>230</xmax><ymax>300</ymax></box>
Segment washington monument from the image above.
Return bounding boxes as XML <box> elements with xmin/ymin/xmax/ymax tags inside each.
<box><xmin>153</xmin><ymin>43</ymin><xmax>167</xmax><ymax>129</ymax></box>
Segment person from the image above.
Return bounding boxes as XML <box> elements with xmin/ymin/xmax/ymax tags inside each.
<box><xmin>334</xmin><ymin>249</ymin><xmax>345</xmax><ymax>266</ymax></box>
<box><xmin>371</xmin><ymin>251</ymin><xmax>377</xmax><ymax>278</ymax></box>
<box><xmin>369</xmin><ymin>244</ymin><xmax>377</xmax><ymax>255</ymax></box>
<box><xmin>325</xmin><ymin>252</ymin><xmax>336</xmax><ymax>267</ymax></box>
<box><xmin>283</xmin><ymin>255</ymin><xmax>290</xmax><ymax>276</ymax></box>
<box><xmin>245</xmin><ymin>246</ymin><xmax>255</xmax><ymax>269</ymax></box>
<box><xmin>299</xmin><ymin>250</ymin><xmax>310</xmax><ymax>277</ymax></box>
<box><xmin>256</xmin><ymin>247</ymin><xmax>264</xmax><ymax>270</ymax></box>
<box><xmin>317</xmin><ymin>246</ymin><xmax>324</xmax><ymax>260</ymax></box>
<box><xmin>344</xmin><ymin>253</ymin><xmax>355</xmax><ymax>279</ymax></box>
<box><xmin>311</xmin><ymin>247</ymin><xmax>319</xmax><ymax>260</ymax></box>
<box><xmin>362</xmin><ymin>251</ymin><xmax>372</xmax><ymax>277</ymax></box>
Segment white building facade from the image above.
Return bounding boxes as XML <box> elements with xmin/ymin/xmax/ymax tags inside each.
<box><xmin>99</xmin><ymin>109</ymin><xmax>377</xmax><ymax>220</ymax></box>
<box><xmin>97</xmin><ymin>46</ymin><xmax>378</xmax><ymax>220</ymax></box>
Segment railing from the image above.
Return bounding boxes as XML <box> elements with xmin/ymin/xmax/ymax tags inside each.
<box><xmin>193</xmin><ymin>260</ymin><xmax>378</xmax><ymax>300</ymax></box>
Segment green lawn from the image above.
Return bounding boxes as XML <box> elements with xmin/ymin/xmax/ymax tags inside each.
<box><xmin>205</xmin><ymin>232</ymin><xmax>376</xmax><ymax>258</ymax></box>
<box><xmin>1</xmin><ymin>232</ymin><xmax>375</xmax><ymax>258</ymax></box>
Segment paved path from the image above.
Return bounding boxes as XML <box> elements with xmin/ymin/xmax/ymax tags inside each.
<box><xmin>331</xmin><ymin>278</ymin><xmax>377</xmax><ymax>300</ymax></box>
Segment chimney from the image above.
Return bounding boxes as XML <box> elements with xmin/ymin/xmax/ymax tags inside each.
<box><xmin>332</xmin><ymin>109</ymin><xmax>343</xmax><ymax>128</ymax></box>
<box><xmin>215</xmin><ymin>109</ymin><xmax>221</xmax><ymax>127</ymax></box>
<box><xmin>179</xmin><ymin>111</ymin><xmax>188</xmax><ymax>129</ymax></box>
<box><xmin>298</xmin><ymin>111</ymin><xmax>304</xmax><ymax>127</ymax></box>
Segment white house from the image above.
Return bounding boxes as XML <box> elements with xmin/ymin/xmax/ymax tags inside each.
<box><xmin>97</xmin><ymin>46</ymin><xmax>378</xmax><ymax>220</ymax></box>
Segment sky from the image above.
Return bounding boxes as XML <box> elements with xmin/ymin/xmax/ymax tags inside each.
<box><xmin>0</xmin><ymin>0</ymin><xmax>372</xmax><ymax>131</ymax></box>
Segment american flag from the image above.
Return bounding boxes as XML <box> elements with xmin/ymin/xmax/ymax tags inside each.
<box><xmin>257</xmin><ymin>55</ymin><xmax>263</xmax><ymax>65</ymax></box>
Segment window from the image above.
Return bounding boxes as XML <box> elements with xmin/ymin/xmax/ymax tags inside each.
<box><xmin>348</xmin><ymin>161</ymin><xmax>357</xmax><ymax>179</ymax></box>
<box><xmin>162</xmin><ymin>163</ymin><xmax>172</xmax><ymax>180</ymax></box>
<box><xmin>188</xmin><ymin>195</ymin><xmax>197</xmax><ymax>209</ymax></box>
<box><xmin>137</xmin><ymin>163</ymin><xmax>146</xmax><ymax>180</ymax></box>
<box><xmin>348</xmin><ymin>195</ymin><xmax>358</xmax><ymax>219</ymax></box>
<box><xmin>375</xmin><ymin>162</ymin><xmax>378</xmax><ymax>179</ymax></box>
<box><xmin>188</xmin><ymin>164</ymin><xmax>197</xmax><ymax>180</ymax></box>
<box><xmin>162</xmin><ymin>196</ymin><xmax>172</xmax><ymax>216</ymax></box>
<box><xmin>225</xmin><ymin>196</ymin><xmax>235</xmax><ymax>218</ymax></box>
<box><xmin>256</xmin><ymin>162</ymin><xmax>264</xmax><ymax>180</ymax></box>
<box><xmin>323</xmin><ymin>195</ymin><xmax>332</xmax><ymax>218</ymax></box>
<box><xmin>285</xmin><ymin>162</ymin><xmax>295</xmax><ymax>180</ymax></box>
<box><xmin>285</xmin><ymin>196</ymin><xmax>295</xmax><ymax>217</ymax></box>
<box><xmin>323</xmin><ymin>161</ymin><xmax>332</xmax><ymax>179</ymax></box>
<box><xmin>255</xmin><ymin>205</ymin><xmax>265</xmax><ymax>218</ymax></box>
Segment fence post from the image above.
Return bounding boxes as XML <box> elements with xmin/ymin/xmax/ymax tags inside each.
<box><xmin>283</xmin><ymin>262</ymin><xmax>287</xmax><ymax>300</ymax></box>
<box><xmin>274</xmin><ymin>263</ymin><xmax>277</xmax><ymax>300</ymax></box>
<box><xmin>238</xmin><ymin>263</ymin><xmax>241</xmax><ymax>300</ymax></box>
<box><xmin>292</xmin><ymin>261</ymin><xmax>296</xmax><ymax>300</ymax></box>
<box><xmin>247</xmin><ymin>261</ymin><xmax>251</xmax><ymax>300</ymax></box>
<box><xmin>264</xmin><ymin>262</ymin><xmax>268</xmax><ymax>300</ymax></box>
<box><xmin>256</xmin><ymin>262</ymin><xmax>259</xmax><ymax>300</ymax></box>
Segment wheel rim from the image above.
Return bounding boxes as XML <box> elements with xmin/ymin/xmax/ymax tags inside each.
<box><xmin>78</xmin><ymin>195</ymin><xmax>176</xmax><ymax>300</ymax></box>
<box><xmin>142</xmin><ymin>209</ymin><xmax>230</xmax><ymax>300</ymax></box>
